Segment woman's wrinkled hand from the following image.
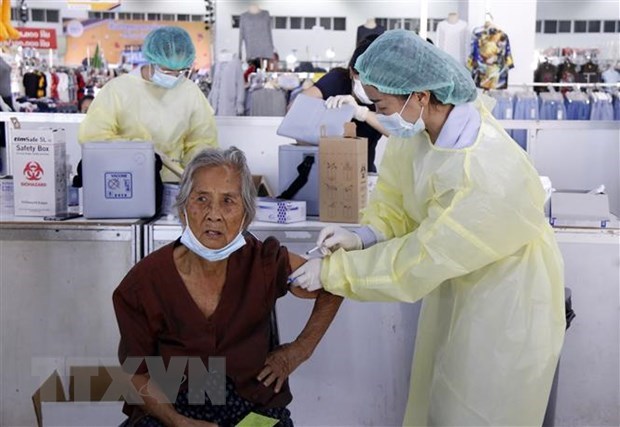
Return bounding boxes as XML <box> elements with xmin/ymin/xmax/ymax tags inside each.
<box><xmin>257</xmin><ymin>342</ymin><xmax>311</xmax><ymax>393</ymax></box>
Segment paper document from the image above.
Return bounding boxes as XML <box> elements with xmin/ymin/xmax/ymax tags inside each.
<box><xmin>277</xmin><ymin>93</ymin><xmax>355</xmax><ymax>145</ymax></box>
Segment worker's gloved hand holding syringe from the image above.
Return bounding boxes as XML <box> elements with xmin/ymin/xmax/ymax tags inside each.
<box><xmin>288</xmin><ymin>226</ymin><xmax>372</xmax><ymax>291</ymax></box>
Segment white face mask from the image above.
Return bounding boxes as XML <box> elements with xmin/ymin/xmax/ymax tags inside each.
<box><xmin>376</xmin><ymin>93</ymin><xmax>426</xmax><ymax>138</ymax></box>
<box><xmin>180</xmin><ymin>209</ymin><xmax>246</xmax><ymax>262</ymax></box>
<box><xmin>151</xmin><ymin>65</ymin><xmax>181</xmax><ymax>89</ymax></box>
<box><xmin>352</xmin><ymin>78</ymin><xmax>373</xmax><ymax>105</ymax></box>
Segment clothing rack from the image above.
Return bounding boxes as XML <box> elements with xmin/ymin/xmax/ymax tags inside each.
<box><xmin>514</xmin><ymin>83</ymin><xmax>620</xmax><ymax>89</ymax></box>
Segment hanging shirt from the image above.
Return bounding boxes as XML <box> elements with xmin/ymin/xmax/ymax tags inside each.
<box><xmin>0</xmin><ymin>57</ymin><xmax>11</xmax><ymax>98</ymax></box>
<box><xmin>436</xmin><ymin>19</ymin><xmax>469</xmax><ymax>65</ymax></box>
<box><xmin>602</xmin><ymin>68</ymin><xmax>620</xmax><ymax>84</ymax></box>
<box><xmin>239</xmin><ymin>10</ymin><xmax>275</xmax><ymax>60</ymax></box>
<box><xmin>208</xmin><ymin>57</ymin><xmax>245</xmax><ymax>116</ymax></box>
<box><xmin>23</xmin><ymin>72</ymin><xmax>47</xmax><ymax>98</ymax></box>
<box><xmin>579</xmin><ymin>62</ymin><xmax>601</xmax><ymax>84</ymax></box>
<box><xmin>558</xmin><ymin>60</ymin><xmax>578</xmax><ymax>84</ymax></box>
<box><xmin>533</xmin><ymin>62</ymin><xmax>559</xmax><ymax>93</ymax></box>
<box><xmin>467</xmin><ymin>25</ymin><xmax>514</xmax><ymax>90</ymax></box>
<box><xmin>356</xmin><ymin>24</ymin><xmax>386</xmax><ymax>45</ymax></box>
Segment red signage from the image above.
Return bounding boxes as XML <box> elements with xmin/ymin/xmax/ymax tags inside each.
<box><xmin>14</xmin><ymin>28</ymin><xmax>58</xmax><ymax>49</ymax></box>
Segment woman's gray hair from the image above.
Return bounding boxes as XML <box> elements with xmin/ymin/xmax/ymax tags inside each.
<box><xmin>175</xmin><ymin>146</ymin><xmax>256</xmax><ymax>229</ymax></box>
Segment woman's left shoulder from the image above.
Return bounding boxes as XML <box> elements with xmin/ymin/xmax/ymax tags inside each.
<box><xmin>243</xmin><ymin>234</ymin><xmax>286</xmax><ymax>260</ymax></box>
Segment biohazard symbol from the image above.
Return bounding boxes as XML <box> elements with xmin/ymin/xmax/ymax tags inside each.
<box><xmin>23</xmin><ymin>161</ymin><xmax>44</xmax><ymax>181</ymax></box>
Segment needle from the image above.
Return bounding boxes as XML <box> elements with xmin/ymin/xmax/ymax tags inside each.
<box><xmin>305</xmin><ymin>245</ymin><xmax>323</xmax><ymax>256</ymax></box>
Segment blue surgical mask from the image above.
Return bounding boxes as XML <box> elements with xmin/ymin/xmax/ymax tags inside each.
<box><xmin>151</xmin><ymin>66</ymin><xmax>181</xmax><ymax>89</ymax></box>
<box><xmin>180</xmin><ymin>209</ymin><xmax>246</xmax><ymax>262</ymax></box>
<box><xmin>376</xmin><ymin>93</ymin><xmax>425</xmax><ymax>138</ymax></box>
<box><xmin>353</xmin><ymin>78</ymin><xmax>373</xmax><ymax>105</ymax></box>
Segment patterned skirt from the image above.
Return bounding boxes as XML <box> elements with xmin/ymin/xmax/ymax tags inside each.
<box><xmin>122</xmin><ymin>379</ymin><xmax>293</xmax><ymax>427</ymax></box>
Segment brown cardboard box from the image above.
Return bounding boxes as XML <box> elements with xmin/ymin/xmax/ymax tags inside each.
<box><xmin>32</xmin><ymin>366</ymin><xmax>126</xmax><ymax>426</ymax></box>
<box><xmin>319</xmin><ymin>123</ymin><xmax>368</xmax><ymax>223</ymax></box>
<box><xmin>252</xmin><ymin>175</ymin><xmax>274</xmax><ymax>197</ymax></box>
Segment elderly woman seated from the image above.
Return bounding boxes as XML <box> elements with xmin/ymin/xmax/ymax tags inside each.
<box><xmin>113</xmin><ymin>147</ymin><xmax>343</xmax><ymax>427</ymax></box>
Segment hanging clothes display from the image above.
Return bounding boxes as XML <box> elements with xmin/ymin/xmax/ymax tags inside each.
<box><xmin>579</xmin><ymin>60</ymin><xmax>601</xmax><ymax>83</ymax></box>
<box><xmin>564</xmin><ymin>91</ymin><xmax>591</xmax><ymax>120</ymax></box>
<box><xmin>238</xmin><ymin>7</ymin><xmax>275</xmax><ymax>60</ymax></box>
<box><xmin>467</xmin><ymin>22</ymin><xmax>514</xmax><ymax>90</ymax></box>
<box><xmin>533</xmin><ymin>61</ymin><xmax>558</xmax><ymax>93</ymax></box>
<box><xmin>0</xmin><ymin>56</ymin><xmax>11</xmax><ymax>107</ymax></box>
<box><xmin>487</xmin><ymin>90</ymin><xmax>513</xmax><ymax>120</ymax></box>
<box><xmin>208</xmin><ymin>56</ymin><xmax>245</xmax><ymax>116</ymax></box>
<box><xmin>512</xmin><ymin>90</ymin><xmax>539</xmax><ymax>150</ymax></box>
<box><xmin>558</xmin><ymin>59</ymin><xmax>579</xmax><ymax>84</ymax></box>
<box><xmin>245</xmin><ymin>72</ymin><xmax>288</xmax><ymax>116</ymax></box>
<box><xmin>539</xmin><ymin>91</ymin><xmax>567</xmax><ymax>120</ymax></box>
<box><xmin>589</xmin><ymin>92</ymin><xmax>614</xmax><ymax>120</ymax></box>
<box><xmin>22</xmin><ymin>71</ymin><xmax>47</xmax><ymax>98</ymax></box>
<box><xmin>356</xmin><ymin>20</ymin><xmax>385</xmax><ymax>45</ymax></box>
<box><xmin>436</xmin><ymin>14</ymin><xmax>469</xmax><ymax>65</ymax></box>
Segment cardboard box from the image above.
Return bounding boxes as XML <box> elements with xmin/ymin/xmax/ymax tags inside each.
<box><xmin>32</xmin><ymin>366</ymin><xmax>126</xmax><ymax>427</ymax></box>
<box><xmin>11</xmin><ymin>128</ymin><xmax>67</xmax><ymax>216</ymax></box>
<box><xmin>256</xmin><ymin>197</ymin><xmax>306</xmax><ymax>223</ymax></box>
<box><xmin>252</xmin><ymin>175</ymin><xmax>274</xmax><ymax>197</ymax></box>
<box><xmin>319</xmin><ymin>123</ymin><xmax>368</xmax><ymax>223</ymax></box>
<box><xmin>550</xmin><ymin>190</ymin><xmax>612</xmax><ymax>228</ymax></box>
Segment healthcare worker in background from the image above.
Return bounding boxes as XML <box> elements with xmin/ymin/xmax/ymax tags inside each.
<box><xmin>290</xmin><ymin>29</ymin><xmax>566</xmax><ymax>426</ymax></box>
<box><xmin>79</xmin><ymin>26</ymin><xmax>217</xmax><ymax>182</ymax></box>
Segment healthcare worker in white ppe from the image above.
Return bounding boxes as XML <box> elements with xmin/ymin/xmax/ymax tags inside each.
<box><xmin>290</xmin><ymin>29</ymin><xmax>566</xmax><ymax>426</ymax></box>
<box><xmin>79</xmin><ymin>26</ymin><xmax>217</xmax><ymax>183</ymax></box>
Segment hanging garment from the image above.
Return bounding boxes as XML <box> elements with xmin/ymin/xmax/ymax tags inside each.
<box><xmin>487</xmin><ymin>90</ymin><xmax>513</xmax><ymax>120</ymax></box>
<box><xmin>356</xmin><ymin>24</ymin><xmax>386</xmax><ymax>45</ymax></box>
<box><xmin>558</xmin><ymin>60</ymin><xmax>578</xmax><ymax>84</ymax></box>
<box><xmin>589</xmin><ymin>92</ymin><xmax>614</xmax><ymax>120</ymax></box>
<box><xmin>579</xmin><ymin>61</ymin><xmax>601</xmax><ymax>84</ymax></box>
<box><xmin>50</xmin><ymin>72</ymin><xmax>59</xmax><ymax>100</ymax></box>
<box><xmin>601</xmin><ymin>67</ymin><xmax>619</xmax><ymax>84</ymax></box>
<box><xmin>238</xmin><ymin>10</ymin><xmax>275</xmax><ymax>60</ymax></box>
<box><xmin>22</xmin><ymin>71</ymin><xmax>47</xmax><ymax>98</ymax></box>
<box><xmin>564</xmin><ymin>91</ymin><xmax>591</xmax><ymax>120</ymax></box>
<box><xmin>208</xmin><ymin>57</ymin><xmax>245</xmax><ymax>116</ymax></box>
<box><xmin>321</xmin><ymin>97</ymin><xmax>565</xmax><ymax>426</ymax></box>
<box><xmin>468</xmin><ymin>25</ymin><xmax>514</xmax><ymax>89</ymax></box>
<box><xmin>533</xmin><ymin>61</ymin><xmax>558</xmax><ymax>93</ymax></box>
<box><xmin>539</xmin><ymin>92</ymin><xmax>567</xmax><ymax>120</ymax></box>
<box><xmin>0</xmin><ymin>56</ymin><xmax>11</xmax><ymax>99</ymax></box>
<box><xmin>248</xmin><ymin>87</ymin><xmax>287</xmax><ymax>116</ymax></box>
<box><xmin>512</xmin><ymin>91</ymin><xmax>539</xmax><ymax>150</ymax></box>
<box><xmin>436</xmin><ymin>19</ymin><xmax>469</xmax><ymax>65</ymax></box>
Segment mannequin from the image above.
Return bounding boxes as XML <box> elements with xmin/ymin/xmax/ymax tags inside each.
<box><xmin>248</xmin><ymin>3</ymin><xmax>261</xmax><ymax>14</ymax></box>
<box><xmin>363</xmin><ymin>18</ymin><xmax>377</xmax><ymax>29</ymax></box>
<box><xmin>356</xmin><ymin>18</ymin><xmax>385</xmax><ymax>45</ymax></box>
<box><xmin>436</xmin><ymin>12</ymin><xmax>469</xmax><ymax>65</ymax></box>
